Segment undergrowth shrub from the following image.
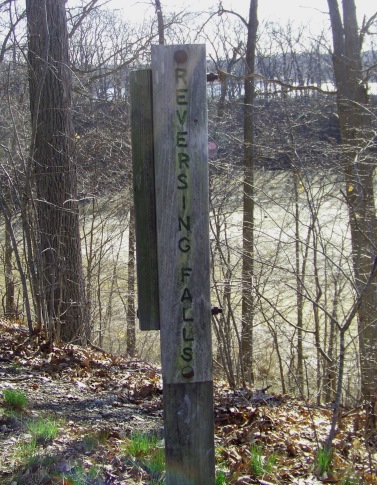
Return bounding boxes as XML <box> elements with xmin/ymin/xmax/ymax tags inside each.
<box><xmin>2</xmin><ymin>388</ymin><xmax>28</xmax><ymax>412</ymax></box>
<box><xmin>123</xmin><ymin>431</ymin><xmax>165</xmax><ymax>483</ymax></box>
<box><xmin>249</xmin><ymin>443</ymin><xmax>277</xmax><ymax>477</ymax></box>
<box><xmin>27</xmin><ymin>417</ymin><xmax>59</xmax><ymax>446</ymax></box>
<box><xmin>314</xmin><ymin>446</ymin><xmax>332</xmax><ymax>477</ymax></box>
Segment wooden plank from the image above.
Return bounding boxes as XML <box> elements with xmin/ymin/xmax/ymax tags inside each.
<box><xmin>130</xmin><ymin>69</ymin><xmax>160</xmax><ymax>331</ymax></box>
<box><xmin>163</xmin><ymin>381</ymin><xmax>215</xmax><ymax>485</ymax></box>
<box><xmin>152</xmin><ymin>44</ymin><xmax>215</xmax><ymax>484</ymax></box>
<box><xmin>152</xmin><ymin>44</ymin><xmax>212</xmax><ymax>383</ymax></box>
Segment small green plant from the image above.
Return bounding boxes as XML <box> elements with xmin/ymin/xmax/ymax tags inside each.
<box><xmin>123</xmin><ymin>432</ymin><xmax>165</xmax><ymax>483</ymax></box>
<box><xmin>61</xmin><ymin>461</ymin><xmax>102</xmax><ymax>485</ymax></box>
<box><xmin>10</xmin><ymin>421</ymin><xmax>61</xmax><ymax>485</ymax></box>
<box><xmin>126</xmin><ymin>431</ymin><xmax>159</xmax><ymax>457</ymax></box>
<box><xmin>249</xmin><ymin>444</ymin><xmax>277</xmax><ymax>477</ymax></box>
<box><xmin>12</xmin><ymin>440</ymin><xmax>56</xmax><ymax>483</ymax></box>
<box><xmin>11</xmin><ymin>454</ymin><xmax>57</xmax><ymax>485</ymax></box>
<box><xmin>216</xmin><ymin>470</ymin><xmax>227</xmax><ymax>485</ymax></box>
<box><xmin>27</xmin><ymin>417</ymin><xmax>59</xmax><ymax>446</ymax></box>
<box><xmin>215</xmin><ymin>446</ymin><xmax>231</xmax><ymax>483</ymax></box>
<box><xmin>314</xmin><ymin>446</ymin><xmax>332</xmax><ymax>477</ymax></box>
<box><xmin>2</xmin><ymin>388</ymin><xmax>28</xmax><ymax>412</ymax></box>
<box><xmin>250</xmin><ymin>444</ymin><xmax>264</xmax><ymax>476</ymax></box>
<box><xmin>16</xmin><ymin>436</ymin><xmax>37</xmax><ymax>459</ymax></box>
<box><xmin>147</xmin><ymin>447</ymin><xmax>165</xmax><ymax>476</ymax></box>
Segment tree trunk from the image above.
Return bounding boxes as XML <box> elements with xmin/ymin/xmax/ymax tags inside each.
<box><xmin>4</xmin><ymin>224</ymin><xmax>15</xmax><ymax>317</ymax></box>
<box><xmin>154</xmin><ymin>0</ymin><xmax>164</xmax><ymax>45</ymax></box>
<box><xmin>126</xmin><ymin>205</ymin><xmax>136</xmax><ymax>356</ymax></box>
<box><xmin>293</xmin><ymin>169</ymin><xmax>304</xmax><ymax>393</ymax></box>
<box><xmin>26</xmin><ymin>0</ymin><xmax>87</xmax><ymax>343</ymax></box>
<box><xmin>328</xmin><ymin>0</ymin><xmax>377</xmax><ymax>432</ymax></box>
<box><xmin>241</xmin><ymin>0</ymin><xmax>258</xmax><ymax>386</ymax></box>
<box><xmin>324</xmin><ymin>281</ymin><xmax>338</xmax><ymax>403</ymax></box>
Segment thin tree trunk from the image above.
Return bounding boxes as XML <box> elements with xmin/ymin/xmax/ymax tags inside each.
<box><xmin>241</xmin><ymin>0</ymin><xmax>258</xmax><ymax>387</ymax></box>
<box><xmin>0</xmin><ymin>197</ymin><xmax>33</xmax><ymax>333</ymax></box>
<box><xmin>324</xmin><ymin>282</ymin><xmax>338</xmax><ymax>403</ymax></box>
<box><xmin>126</xmin><ymin>205</ymin><xmax>136</xmax><ymax>356</ymax></box>
<box><xmin>4</xmin><ymin>224</ymin><xmax>15</xmax><ymax>317</ymax></box>
<box><xmin>154</xmin><ymin>0</ymin><xmax>164</xmax><ymax>45</ymax></box>
<box><xmin>293</xmin><ymin>169</ymin><xmax>304</xmax><ymax>393</ymax></box>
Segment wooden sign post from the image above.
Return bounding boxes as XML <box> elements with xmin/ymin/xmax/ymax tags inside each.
<box><xmin>131</xmin><ymin>44</ymin><xmax>215</xmax><ymax>485</ymax></box>
<box><xmin>152</xmin><ymin>44</ymin><xmax>215</xmax><ymax>484</ymax></box>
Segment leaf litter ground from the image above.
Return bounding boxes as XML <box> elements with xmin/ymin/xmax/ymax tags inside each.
<box><xmin>0</xmin><ymin>320</ymin><xmax>375</xmax><ymax>484</ymax></box>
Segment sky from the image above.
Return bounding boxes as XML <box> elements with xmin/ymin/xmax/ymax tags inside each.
<box><xmin>105</xmin><ymin>0</ymin><xmax>376</xmax><ymax>31</ymax></box>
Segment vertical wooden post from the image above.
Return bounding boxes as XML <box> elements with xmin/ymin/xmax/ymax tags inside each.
<box><xmin>152</xmin><ymin>44</ymin><xmax>215</xmax><ymax>485</ymax></box>
<box><xmin>130</xmin><ymin>70</ymin><xmax>160</xmax><ymax>331</ymax></box>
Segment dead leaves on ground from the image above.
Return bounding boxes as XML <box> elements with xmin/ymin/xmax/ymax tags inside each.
<box><xmin>213</xmin><ymin>383</ymin><xmax>376</xmax><ymax>483</ymax></box>
<box><xmin>0</xmin><ymin>320</ymin><xmax>162</xmax><ymax>404</ymax></box>
<box><xmin>0</xmin><ymin>319</ymin><xmax>376</xmax><ymax>484</ymax></box>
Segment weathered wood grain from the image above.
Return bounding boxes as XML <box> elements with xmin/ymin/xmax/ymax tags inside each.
<box><xmin>152</xmin><ymin>44</ymin><xmax>215</xmax><ymax>485</ymax></box>
<box><xmin>163</xmin><ymin>381</ymin><xmax>215</xmax><ymax>485</ymax></box>
<box><xmin>152</xmin><ymin>44</ymin><xmax>212</xmax><ymax>384</ymax></box>
<box><xmin>130</xmin><ymin>69</ymin><xmax>160</xmax><ymax>331</ymax></box>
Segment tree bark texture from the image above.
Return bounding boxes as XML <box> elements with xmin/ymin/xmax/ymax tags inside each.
<box><xmin>26</xmin><ymin>0</ymin><xmax>87</xmax><ymax>343</ymax></box>
<box><xmin>154</xmin><ymin>0</ymin><xmax>164</xmax><ymax>45</ymax></box>
<box><xmin>328</xmin><ymin>0</ymin><xmax>377</xmax><ymax>431</ymax></box>
<box><xmin>5</xmin><ymin>225</ymin><xmax>15</xmax><ymax>317</ymax></box>
<box><xmin>126</xmin><ymin>205</ymin><xmax>136</xmax><ymax>356</ymax></box>
<box><xmin>241</xmin><ymin>0</ymin><xmax>258</xmax><ymax>385</ymax></box>
<box><xmin>293</xmin><ymin>170</ymin><xmax>304</xmax><ymax>394</ymax></box>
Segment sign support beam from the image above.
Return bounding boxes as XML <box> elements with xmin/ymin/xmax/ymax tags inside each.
<box><xmin>130</xmin><ymin>69</ymin><xmax>160</xmax><ymax>331</ymax></box>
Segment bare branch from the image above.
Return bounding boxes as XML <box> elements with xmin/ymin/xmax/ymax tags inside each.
<box><xmin>67</xmin><ymin>0</ymin><xmax>110</xmax><ymax>38</ymax></box>
<box><xmin>217</xmin><ymin>68</ymin><xmax>337</xmax><ymax>95</ymax></box>
<box><xmin>218</xmin><ymin>4</ymin><xmax>248</xmax><ymax>29</ymax></box>
<box><xmin>360</xmin><ymin>11</ymin><xmax>377</xmax><ymax>47</ymax></box>
<box><xmin>0</xmin><ymin>9</ymin><xmax>26</xmax><ymax>64</ymax></box>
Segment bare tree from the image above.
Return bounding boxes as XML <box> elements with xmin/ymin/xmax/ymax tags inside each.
<box><xmin>241</xmin><ymin>0</ymin><xmax>259</xmax><ymax>386</ymax></box>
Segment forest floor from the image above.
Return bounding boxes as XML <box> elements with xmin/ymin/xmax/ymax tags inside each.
<box><xmin>0</xmin><ymin>319</ymin><xmax>376</xmax><ymax>485</ymax></box>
